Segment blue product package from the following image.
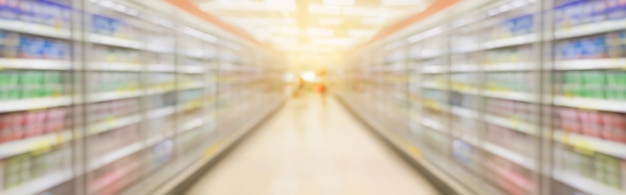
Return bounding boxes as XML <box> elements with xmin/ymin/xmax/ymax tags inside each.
<box><xmin>38</xmin><ymin>1</ymin><xmax>48</xmax><ymax>23</ymax></box>
<box><xmin>572</xmin><ymin>0</ymin><xmax>588</xmax><ymax>26</ymax></box>
<box><xmin>43</xmin><ymin>0</ymin><xmax>71</xmax><ymax>28</ymax></box>
<box><xmin>607</xmin><ymin>0</ymin><xmax>626</xmax><ymax>20</ymax></box>
<box><xmin>18</xmin><ymin>0</ymin><xmax>35</xmax><ymax>23</ymax></box>
<box><xmin>582</xmin><ymin>36</ymin><xmax>608</xmax><ymax>58</ymax></box>
<box><xmin>92</xmin><ymin>15</ymin><xmax>110</xmax><ymax>35</ymax></box>
<box><xmin>0</xmin><ymin>0</ymin><xmax>19</xmax><ymax>20</ymax></box>
<box><xmin>19</xmin><ymin>36</ymin><xmax>45</xmax><ymax>58</ymax></box>
<box><xmin>579</xmin><ymin>0</ymin><xmax>595</xmax><ymax>24</ymax></box>
<box><xmin>563</xmin><ymin>39</ymin><xmax>583</xmax><ymax>59</ymax></box>
<box><xmin>517</xmin><ymin>15</ymin><xmax>533</xmax><ymax>35</ymax></box>
<box><xmin>557</xmin><ymin>41</ymin><xmax>571</xmax><ymax>59</ymax></box>
<box><xmin>38</xmin><ymin>0</ymin><xmax>53</xmax><ymax>26</ymax></box>
<box><xmin>591</xmin><ymin>0</ymin><xmax>608</xmax><ymax>23</ymax></box>
<box><xmin>47</xmin><ymin>40</ymin><xmax>68</xmax><ymax>59</ymax></box>
<box><xmin>109</xmin><ymin>18</ymin><xmax>123</xmax><ymax>37</ymax></box>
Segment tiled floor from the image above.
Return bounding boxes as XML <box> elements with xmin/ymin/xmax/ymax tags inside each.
<box><xmin>185</xmin><ymin>94</ymin><xmax>439</xmax><ymax>195</ymax></box>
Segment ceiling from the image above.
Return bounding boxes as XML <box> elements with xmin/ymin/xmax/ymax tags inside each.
<box><xmin>191</xmin><ymin>0</ymin><xmax>433</xmax><ymax>67</ymax></box>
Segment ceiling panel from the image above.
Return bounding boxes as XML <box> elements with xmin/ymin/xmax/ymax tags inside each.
<box><xmin>194</xmin><ymin>0</ymin><xmax>432</xmax><ymax>66</ymax></box>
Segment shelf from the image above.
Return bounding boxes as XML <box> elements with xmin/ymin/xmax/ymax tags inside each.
<box><xmin>484</xmin><ymin>115</ymin><xmax>538</xmax><ymax>136</ymax></box>
<box><xmin>146</xmin><ymin>64</ymin><xmax>176</xmax><ymax>72</ymax></box>
<box><xmin>146</xmin><ymin>133</ymin><xmax>172</xmax><ymax>146</ymax></box>
<box><xmin>1</xmin><ymin>170</ymin><xmax>73</xmax><ymax>195</ymax></box>
<box><xmin>89</xmin><ymin>142</ymin><xmax>143</xmax><ymax>171</ymax></box>
<box><xmin>180</xmin><ymin>81</ymin><xmax>205</xmax><ymax>90</ymax></box>
<box><xmin>0</xmin><ymin>131</ymin><xmax>72</xmax><ymax>158</ymax></box>
<box><xmin>179</xmin><ymin>118</ymin><xmax>205</xmax><ymax>134</ymax></box>
<box><xmin>421</xmin><ymin>118</ymin><xmax>446</xmax><ymax>133</ymax></box>
<box><xmin>145</xmin><ymin>43</ymin><xmax>175</xmax><ymax>53</ymax></box>
<box><xmin>553</xmin><ymin>130</ymin><xmax>626</xmax><ymax>159</ymax></box>
<box><xmin>89</xmin><ymin>34</ymin><xmax>143</xmax><ymax>49</ymax></box>
<box><xmin>553</xmin><ymin>96</ymin><xmax>626</xmax><ymax>113</ymax></box>
<box><xmin>553</xmin><ymin>170</ymin><xmax>625</xmax><ymax>195</ymax></box>
<box><xmin>553</xmin><ymin>58</ymin><xmax>626</xmax><ymax>70</ymax></box>
<box><xmin>451</xmin><ymin>86</ymin><xmax>481</xmax><ymax>96</ymax></box>
<box><xmin>89</xmin><ymin>62</ymin><xmax>143</xmax><ymax>72</ymax></box>
<box><xmin>457</xmin><ymin>135</ymin><xmax>481</xmax><ymax>147</ymax></box>
<box><xmin>0</xmin><ymin>59</ymin><xmax>72</xmax><ymax>70</ymax></box>
<box><xmin>421</xmin><ymin>52</ymin><xmax>446</xmax><ymax>59</ymax></box>
<box><xmin>483</xmin><ymin>62</ymin><xmax>537</xmax><ymax>72</ymax></box>
<box><xmin>180</xmin><ymin>50</ymin><xmax>209</xmax><ymax>59</ymax></box>
<box><xmin>0</xmin><ymin>20</ymin><xmax>71</xmax><ymax>39</ymax></box>
<box><xmin>451</xmin><ymin>46</ymin><xmax>481</xmax><ymax>54</ymax></box>
<box><xmin>421</xmin><ymin>65</ymin><xmax>446</xmax><ymax>74</ymax></box>
<box><xmin>555</xmin><ymin>19</ymin><xmax>626</xmax><ymax>39</ymax></box>
<box><xmin>146</xmin><ymin>85</ymin><xmax>175</xmax><ymax>96</ymax></box>
<box><xmin>421</xmin><ymin>82</ymin><xmax>448</xmax><ymax>90</ymax></box>
<box><xmin>483</xmin><ymin>90</ymin><xmax>537</xmax><ymax>102</ymax></box>
<box><xmin>450</xmin><ymin>64</ymin><xmax>480</xmax><ymax>72</ymax></box>
<box><xmin>88</xmin><ymin>114</ymin><xmax>142</xmax><ymax>136</ymax></box>
<box><xmin>451</xmin><ymin>106</ymin><xmax>479</xmax><ymax>119</ymax></box>
<box><xmin>0</xmin><ymin>97</ymin><xmax>73</xmax><ymax>113</ymax></box>
<box><xmin>483</xmin><ymin>34</ymin><xmax>536</xmax><ymax>49</ymax></box>
<box><xmin>484</xmin><ymin>143</ymin><xmax>535</xmax><ymax>170</ymax></box>
<box><xmin>179</xmin><ymin>66</ymin><xmax>205</xmax><ymax>74</ymax></box>
<box><xmin>87</xmin><ymin>90</ymin><xmax>142</xmax><ymax>103</ymax></box>
<box><xmin>147</xmin><ymin>106</ymin><xmax>176</xmax><ymax>119</ymax></box>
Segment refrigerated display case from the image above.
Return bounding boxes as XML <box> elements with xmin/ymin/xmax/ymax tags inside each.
<box><xmin>335</xmin><ymin>0</ymin><xmax>626</xmax><ymax>194</ymax></box>
<box><xmin>0</xmin><ymin>0</ymin><xmax>286</xmax><ymax>194</ymax></box>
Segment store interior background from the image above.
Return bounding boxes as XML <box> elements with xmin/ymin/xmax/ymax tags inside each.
<box><xmin>1</xmin><ymin>0</ymin><xmax>626</xmax><ymax>194</ymax></box>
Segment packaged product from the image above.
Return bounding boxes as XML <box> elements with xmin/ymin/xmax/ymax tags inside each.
<box><xmin>18</xmin><ymin>35</ymin><xmax>46</xmax><ymax>59</ymax></box>
<box><xmin>607</xmin><ymin>0</ymin><xmax>626</xmax><ymax>20</ymax></box>
<box><xmin>45</xmin><ymin>108</ymin><xmax>66</xmax><ymax>133</ymax></box>
<box><xmin>0</xmin><ymin>0</ymin><xmax>19</xmax><ymax>20</ymax></box>
<box><xmin>18</xmin><ymin>0</ymin><xmax>36</xmax><ymax>23</ymax></box>
<box><xmin>622</xmin><ymin>160</ymin><xmax>626</xmax><ymax>190</ymax></box>
<box><xmin>580</xmin><ymin>110</ymin><xmax>603</xmax><ymax>137</ymax></box>
<box><xmin>23</xmin><ymin>111</ymin><xmax>46</xmax><ymax>137</ymax></box>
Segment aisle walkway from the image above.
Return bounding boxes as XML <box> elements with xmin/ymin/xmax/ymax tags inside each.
<box><xmin>185</xmin><ymin>95</ymin><xmax>439</xmax><ymax>195</ymax></box>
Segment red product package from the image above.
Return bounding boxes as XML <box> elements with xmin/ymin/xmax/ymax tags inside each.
<box><xmin>45</xmin><ymin>108</ymin><xmax>67</xmax><ymax>133</ymax></box>
<box><xmin>0</xmin><ymin>113</ymin><xmax>24</xmax><ymax>142</ymax></box>
<box><xmin>559</xmin><ymin>108</ymin><xmax>580</xmax><ymax>133</ymax></box>
<box><xmin>23</xmin><ymin>111</ymin><xmax>47</xmax><ymax>138</ymax></box>
<box><xmin>602</xmin><ymin>113</ymin><xmax>626</xmax><ymax>143</ymax></box>
<box><xmin>579</xmin><ymin>110</ymin><xmax>603</xmax><ymax>137</ymax></box>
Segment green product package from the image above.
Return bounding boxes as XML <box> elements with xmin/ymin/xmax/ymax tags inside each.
<box><xmin>605</xmin><ymin>71</ymin><xmax>621</xmax><ymax>87</ymax></box>
<box><xmin>582</xmin><ymin>71</ymin><xmax>606</xmax><ymax>85</ymax></box>
<box><xmin>580</xmin><ymin>153</ymin><xmax>595</xmax><ymax>178</ymax></box>
<box><xmin>19</xmin><ymin>71</ymin><xmax>44</xmax><ymax>99</ymax></box>
<box><xmin>564</xmin><ymin>71</ymin><xmax>583</xmax><ymax>85</ymax></box>
<box><xmin>584</xmin><ymin>84</ymin><xmax>605</xmax><ymax>99</ymax></box>
<box><xmin>0</xmin><ymin>72</ymin><xmax>10</xmax><ymax>100</ymax></box>
<box><xmin>19</xmin><ymin>71</ymin><xmax>44</xmax><ymax>85</ymax></box>
<box><xmin>43</xmin><ymin>72</ymin><xmax>62</xmax><ymax>84</ymax></box>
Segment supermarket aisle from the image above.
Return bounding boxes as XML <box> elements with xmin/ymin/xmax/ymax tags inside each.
<box><xmin>185</xmin><ymin>94</ymin><xmax>439</xmax><ymax>195</ymax></box>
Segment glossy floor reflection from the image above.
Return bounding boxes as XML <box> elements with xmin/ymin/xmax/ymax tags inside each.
<box><xmin>185</xmin><ymin>94</ymin><xmax>439</xmax><ymax>195</ymax></box>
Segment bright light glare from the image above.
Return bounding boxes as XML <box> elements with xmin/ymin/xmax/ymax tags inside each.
<box><xmin>382</xmin><ymin>0</ymin><xmax>420</xmax><ymax>5</ymax></box>
<box><xmin>301</xmin><ymin>71</ymin><xmax>317</xmax><ymax>82</ymax></box>
<box><xmin>323</xmin><ymin>0</ymin><xmax>355</xmax><ymax>6</ymax></box>
<box><xmin>319</xmin><ymin>18</ymin><xmax>343</xmax><ymax>25</ymax></box>
<box><xmin>284</xmin><ymin>72</ymin><xmax>295</xmax><ymax>82</ymax></box>
<box><xmin>306</xmin><ymin>28</ymin><xmax>335</xmax><ymax>37</ymax></box>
